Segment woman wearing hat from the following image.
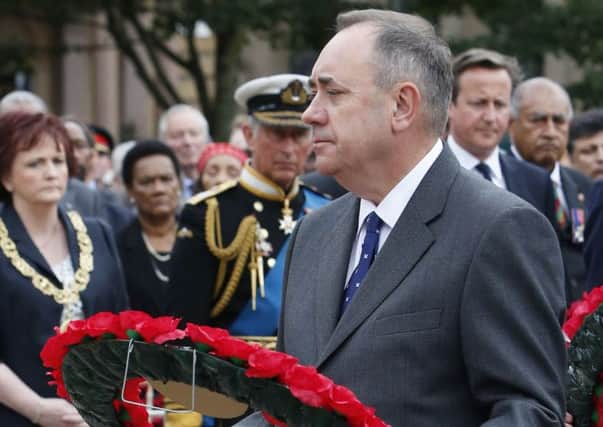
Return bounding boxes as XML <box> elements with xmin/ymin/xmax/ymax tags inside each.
<box><xmin>196</xmin><ymin>142</ymin><xmax>248</xmax><ymax>192</ymax></box>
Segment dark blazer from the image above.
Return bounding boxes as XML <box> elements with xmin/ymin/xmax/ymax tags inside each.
<box><xmin>504</xmin><ymin>150</ymin><xmax>592</xmax><ymax>304</ymax></box>
<box><xmin>557</xmin><ymin>166</ymin><xmax>593</xmax><ymax>302</ymax></box>
<box><xmin>0</xmin><ymin>203</ymin><xmax>129</xmax><ymax>427</ymax></box>
<box><xmin>584</xmin><ymin>180</ymin><xmax>602</xmax><ymax>291</ymax></box>
<box><xmin>499</xmin><ymin>151</ymin><xmax>555</xmax><ymax>218</ymax></box>
<box><xmin>117</xmin><ymin>219</ymin><xmax>171</xmax><ymax>317</ymax></box>
<box><xmin>62</xmin><ymin>178</ymin><xmax>134</xmax><ymax>234</ymax></box>
<box><xmin>239</xmin><ymin>147</ymin><xmax>567</xmax><ymax>426</ymax></box>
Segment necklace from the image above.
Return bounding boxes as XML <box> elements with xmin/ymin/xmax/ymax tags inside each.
<box><xmin>150</xmin><ymin>258</ymin><xmax>169</xmax><ymax>283</ymax></box>
<box><xmin>0</xmin><ymin>211</ymin><xmax>93</xmax><ymax>305</ymax></box>
<box><xmin>141</xmin><ymin>232</ymin><xmax>171</xmax><ymax>262</ymax></box>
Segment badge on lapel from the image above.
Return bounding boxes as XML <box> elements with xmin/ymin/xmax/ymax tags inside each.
<box><xmin>571</xmin><ymin>208</ymin><xmax>585</xmax><ymax>244</ymax></box>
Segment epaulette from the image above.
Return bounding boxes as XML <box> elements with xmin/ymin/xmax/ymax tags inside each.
<box><xmin>299</xmin><ymin>180</ymin><xmax>332</xmax><ymax>200</ymax></box>
<box><xmin>186</xmin><ymin>179</ymin><xmax>238</xmax><ymax>205</ymax></box>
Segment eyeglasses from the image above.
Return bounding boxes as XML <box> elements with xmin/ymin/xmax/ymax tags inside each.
<box><xmin>526</xmin><ymin>112</ymin><xmax>569</xmax><ymax>126</ymax></box>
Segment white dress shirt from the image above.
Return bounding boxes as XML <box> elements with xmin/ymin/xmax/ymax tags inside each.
<box><xmin>345</xmin><ymin>140</ymin><xmax>443</xmax><ymax>284</ymax></box>
<box><xmin>447</xmin><ymin>136</ymin><xmax>507</xmax><ymax>189</ymax></box>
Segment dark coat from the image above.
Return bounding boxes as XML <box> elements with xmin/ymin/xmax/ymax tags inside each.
<box><xmin>499</xmin><ymin>151</ymin><xmax>556</xmax><ymax>218</ymax></box>
<box><xmin>116</xmin><ymin>219</ymin><xmax>171</xmax><ymax>317</ymax></box>
<box><xmin>584</xmin><ymin>180</ymin><xmax>603</xmax><ymax>290</ymax></box>
<box><xmin>557</xmin><ymin>166</ymin><xmax>593</xmax><ymax>302</ymax></box>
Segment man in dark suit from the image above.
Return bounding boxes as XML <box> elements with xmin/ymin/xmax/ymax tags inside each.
<box><xmin>585</xmin><ymin>180</ymin><xmax>603</xmax><ymax>290</ymax></box>
<box><xmin>237</xmin><ymin>9</ymin><xmax>566</xmax><ymax>427</ymax></box>
<box><xmin>508</xmin><ymin>77</ymin><xmax>593</xmax><ymax>303</ymax></box>
<box><xmin>447</xmin><ymin>48</ymin><xmax>555</xmax><ymax>218</ymax></box>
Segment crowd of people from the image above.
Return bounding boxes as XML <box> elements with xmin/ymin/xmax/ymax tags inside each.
<box><xmin>0</xmin><ymin>7</ymin><xmax>602</xmax><ymax>427</ymax></box>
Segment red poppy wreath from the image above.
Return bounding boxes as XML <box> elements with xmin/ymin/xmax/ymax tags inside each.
<box><xmin>564</xmin><ymin>285</ymin><xmax>603</xmax><ymax>427</ymax></box>
<box><xmin>40</xmin><ymin>311</ymin><xmax>390</xmax><ymax>427</ymax></box>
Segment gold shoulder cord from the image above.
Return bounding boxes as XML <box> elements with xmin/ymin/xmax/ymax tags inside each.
<box><xmin>204</xmin><ymin>198</ymin><xmax>260</xmax><ymax>318</ymax></box>
<box><xmin>0</xmin><ymin>211</ymin><xmax>93</xmax><ymax>305</ymax></box>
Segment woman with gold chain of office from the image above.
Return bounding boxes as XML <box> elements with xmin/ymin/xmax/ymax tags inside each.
<box><xmin>0</xmin><ymin>112</ymin><xmax>129</xmax><ymax>427</ymax></box>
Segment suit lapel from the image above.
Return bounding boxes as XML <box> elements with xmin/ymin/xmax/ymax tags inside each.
<box><xmin>560</xmin><ymin>167</ymin><xmax>581</xmax><ymax>209</ymax></box>
<box><xmin>499</xmin><ymin>152</ymin><xmax>522</xmax><ymax>195</ymax></box>
<box><xmin>316</xmin><ymin>146</ymin><xmax>459</xmax><ymax>367</ymax></box>
<box><xmin>314</xmin><ymin>195</ymin><xmax>359</xmax><ymax>357</ymax></box>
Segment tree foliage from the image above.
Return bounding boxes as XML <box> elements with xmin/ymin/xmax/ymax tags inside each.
<box><xmin>409</xmin><ymin>0</ymin><xmax>603</xmax><ymax>109</ymax></box>
<box><xmin>2</xmin><ymin>0</ymin><xmax>603</xmax><ymax>136</ymax></box>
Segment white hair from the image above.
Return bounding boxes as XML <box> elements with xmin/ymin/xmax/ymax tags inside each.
<box><xmin>157</xmin><ymin>104</ymin><xmax>210</xmax><ymax>141</ymax></box>
<box><xmin>0</xmin><ymin>90</ymin><xmax>47</xmax><ymax>114</ymax></box>
<box><xmin>510</xmin><ymin>77</ymin><xmax>574</xmax><ymax>120</ymax></box>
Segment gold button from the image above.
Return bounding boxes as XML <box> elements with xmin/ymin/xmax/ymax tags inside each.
<box><xmin>267</xmin><ymin>258</ymin><xmax>276</xmax><ymax>268</ymax></box>
<box><xmin>253</xmin><ymin>201</ymin><xmax>264</xmax><ymax>212</ymax></box>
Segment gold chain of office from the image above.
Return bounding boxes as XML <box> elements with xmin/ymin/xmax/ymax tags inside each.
<box><xmin>0</xmin><ymin>211</ymin><xmax>93</xmax><ymax>305</ymax></box>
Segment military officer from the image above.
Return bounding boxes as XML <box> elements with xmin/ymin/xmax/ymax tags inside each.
<box><xmin>167</xmin><ymin>74</ymin><xmax>330</xmax><ymax>343</ymax></box>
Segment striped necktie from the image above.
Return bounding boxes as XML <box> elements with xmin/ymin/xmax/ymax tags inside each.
<box><xmin>553</xmin><ymin>184</ymin><xmax>568</xmax><ymax>230</ymax></box>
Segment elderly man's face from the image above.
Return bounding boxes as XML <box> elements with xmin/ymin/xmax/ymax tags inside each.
<box><xmin>448</xmin><ymin>67</ymin><xmax>512</xmax><ymax>160</ymax></box>
<box><xmin>509</xmin><ymin>84</ymin><xmax>571</xmax><ymax>171</ymax></box>
<box><xmin>571</xmin><ymin>130</ymin><xmax>603</xmax><ymax>179</ymax></box>
<box><xmin>164</xmin><ymin>109</ymin><xmax>208</xmax><ymax>173</ymax></box>
<box><xmin>244</xmin><ymin>124</ymin><xmax>311</xmax><ymax>190</ymax></box>
<box><xmin>302</xmin><ymin>24</ymin><xmax>391</xmax><ymax>187</ymax></box>
<box><xmin>64</xmin><ymin>121</ymin><xmax>93</xmax><ymax>180</ymax></box>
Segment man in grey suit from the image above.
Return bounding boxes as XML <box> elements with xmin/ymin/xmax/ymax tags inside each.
<box><xmin>237</xmin><ymin>9</ymin><xmax>567</xmax><ymax>427</ymax></box>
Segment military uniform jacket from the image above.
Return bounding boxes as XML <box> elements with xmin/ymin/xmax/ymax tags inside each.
<box><xmin>167</xmin><ymin>165</ymin><xmax>329</xmax><ymax>335</ymax></box>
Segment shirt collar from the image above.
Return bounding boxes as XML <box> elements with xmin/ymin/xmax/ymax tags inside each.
<box><xmin>239</xmin><ymin>162</ymin><xmax>300</xmax><ymax>201</ymax></box>
<box><xmin>550</xmin><ymin>162</ymin><xmax>562</xmax><ymax>187</ymax></box>
<box><xmin>358</xmin><ymin>139</ymin><xmax>443</xmax><ymax>231</ymax></box>
<box><xmin>447</xmin><ymin>135</ymin><xmax>503</xmax><ymax>183</ymax></box>
<box><xmin>510</xmin><ymin>143</ymin><xmax>523</xmax><ymax>160</ymax></box>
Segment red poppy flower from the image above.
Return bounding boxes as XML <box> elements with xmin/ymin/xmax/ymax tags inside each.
<box><xmin>281</xmin><ymin>365</ymin><xmax>333</xmax><ymax>408</ymax></box>
<box><xmin>262</xmin><ymin>411</ymin><xmax>288</xmax><ymax>427</ymax></box>
<box><xmin>564</xmin><ymin>285</ymin><xmax>603</xmax><ymax>340</ymax></box>
<box><xmin>328</xmin><ymin>384</ymin><xmax>374</xmax><ymax>424</ymax></box>
<box><xmin>185</xmin><ymin>323</ymin><xmax>229</xmax><ymax>347</ymax></box>
<box><xmin>40</xmin><ymin>333</ymin><xmax>72</xmax><ymax>369</ymax></box>
<box><xmin>47</xmin><ymin>369</ymin><xmax>69</xmax><ymax>399</ymax></box>
<box><xmin>211</xmin><ymin>336</ymin><xmax>260</xmax><ymax>361</ymax></box>
<box><xmin>119</xmin><ymin>378</ymin><xmax>153</xmax><ymax>427</ymax></box>
<box><xmin>360</xmin><ymin>413</ymin><xmax>391</xmax><ymax>427</ymax></box>
<box><xmin>86</xmin><ymin>312</ymin><xmax>125</xmax><ymax>338</ymax></box>
<box><xmin>119</xmin><ymin>310</ymin><xmax>153</xmax><ymax>332</ymax></box>
<box><xmin>246</xmin><ymin>349</ymin><xmax>298</xmax><ymax>379</ymax></box>
<box><xmin>136</xmin><ymin>316</ymin><xmax>185</xmax><ymax>344</ymax></box>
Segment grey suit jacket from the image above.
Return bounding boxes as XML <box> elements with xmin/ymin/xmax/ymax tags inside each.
<box><xmin>237</xmin><ymin>147</ymin><xmax>566</xmax><ymax>427</ymax></box>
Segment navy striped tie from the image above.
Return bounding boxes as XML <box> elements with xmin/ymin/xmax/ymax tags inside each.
<box><xmin>340</xmin><ymin>212</ymin><xmax>383</xmax><ymax>315</ymax></box>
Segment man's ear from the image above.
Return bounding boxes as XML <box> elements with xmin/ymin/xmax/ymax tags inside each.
<box><xmin>242</xmin><ymin>124</ymin><xmax>256</xmax><ymax>151</ymax></box>
<box><xmin>392</xmin><ymin>82</ymin><xmax>421</xmax><ymax>133</ymax></box>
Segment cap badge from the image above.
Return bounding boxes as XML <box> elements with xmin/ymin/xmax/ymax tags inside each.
<box><xmin>280</xmin><ymin>80</ymin><xmax>308</xmax><ymax>106</ymax></box>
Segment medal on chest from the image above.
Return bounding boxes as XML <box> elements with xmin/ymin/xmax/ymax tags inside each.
<box><xmin>278</xmin><ymin>198</ymin><xmax>297</xmax><ymax>235</ymax></box>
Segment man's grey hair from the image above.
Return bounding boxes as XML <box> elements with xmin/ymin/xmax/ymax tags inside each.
<box><xmin>510</xmin><ymin>77</ymin><xmax>574</xmax><ymax>120</ymax></box>
<box><xmin>336</xmin><ymin>9</ymin><xmax>453</xmax><ymax>137</ymax></box>
<box><xmin>157</xmin><ymin>104</ymin><xmax>210</xmax><ymax>141</ymax></box>
<box><xmin>0</xmin><ymin>90</ymin><xmax>47</xmax><ymax>114</ymax></box>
